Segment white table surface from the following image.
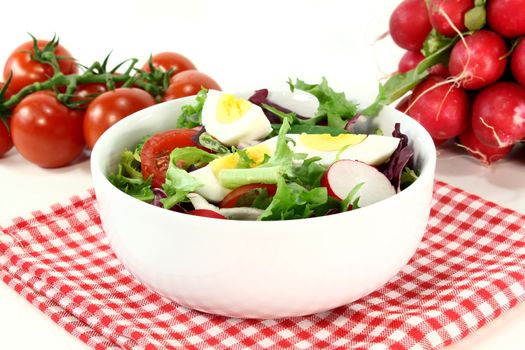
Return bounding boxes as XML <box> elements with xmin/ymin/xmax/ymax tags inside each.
<box><xmin>1</xmin><ymin>0</ymin><xmax>525</xmax><ymax>349</ymax></box>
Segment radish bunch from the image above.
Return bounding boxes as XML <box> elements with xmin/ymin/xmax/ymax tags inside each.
<box><xmin>387</xmin><ymin>0</ymin><xmax>525</xmax><ymax>165</ymax></box>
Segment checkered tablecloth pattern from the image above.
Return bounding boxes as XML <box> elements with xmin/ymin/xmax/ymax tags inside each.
<box><xmin>1</xmin><ymin>180</ymin><xmax>525</xmax><ymax>350</ymax></box>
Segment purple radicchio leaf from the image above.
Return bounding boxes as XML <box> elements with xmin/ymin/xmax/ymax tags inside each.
<box><xmin>380</xmin><ymin>123</ymin><xmax>414</xmax><ymax>192</ymax></box>
<box><xmin>248</xmin><ymin>89</ymin><xmax>308</xmax><ymax>123</ymax></box>
<box><xmin>152</xmin><ymin>188</ymin><xmax>168</xmax><ymax>207</ymax></box>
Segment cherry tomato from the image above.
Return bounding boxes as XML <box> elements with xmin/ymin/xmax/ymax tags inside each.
<box><xmin>188</xmin><ymin>209</ymin><xmax>227</xmax><ymax>219</ymax></box>
<box><xmin>83</xmin><ymin>88</ymin><xmax>156</xmax><ymax>149</ymax></box>
<box><xmin>141</xmin><ymin>129</ymin><xmax>203</xmax><ymax>188</ymax></box>
<box><xmin>163</xmin><ymin>70</ymin><xmax>221</xmax><ymax>101</ymax></box>
<box><xmin>11</xmin><ymin>91</ymin><xmax>84</xmax><ymax>168</ymax></box>
<box><xmin>3</xmin><ymin>40</ymin><xmax>78</xmax><ymax>93</ymax></box>
<box><xmin>220</xmin><ymin>184</ymin><xmax>277</xmax><ymax>208</ymax></box>
<box><xmin>0</xmin><ymin>118</ymin><xmax>13</xmax><ymax>157</ymax></box>
<box><xmin>141</xmin><ymin>52</ymin><xmax>196</xmax><ymax>77</ymax></box>
<box><xmin>72</xmin><ymin>82</ymin><xmax>108</xmax><ymax>104</ymax></box>
<box><xmin>0</xmin><ymin>82</ymin><xmax>14</xmax><ymax>156</ymax></box>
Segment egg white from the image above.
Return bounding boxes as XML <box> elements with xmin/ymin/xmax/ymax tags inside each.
<box><xmin>201</xmin><ymin>90</ymin><xmax>272</xmax><ymax>147</ymax></box>
<box><xmin>190</xmin><ymin>165</ymin><xmax>232</xmax><ymax>203</ymax></box>
<box><xmin>291</xmin><ymin>134</ymin><xmax>400</xmax><ymax>166</ymax></box>
<box><xmin>338</xmin><ymin>135</ymin><xmax>400</xmax><ymax>165</ymax></box>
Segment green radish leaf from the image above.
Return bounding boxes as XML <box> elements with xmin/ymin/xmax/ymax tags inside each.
<box><xmin>362</xmin><ymin>36</ymin><xmax>458</xmax><ymax>117</ymax></box>
<box><xmin>422</xmin><ymin>29</ymin><xmax>455</xmax><ymax>57</ymax></box>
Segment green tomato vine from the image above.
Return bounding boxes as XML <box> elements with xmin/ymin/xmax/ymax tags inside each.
<box><xmin>0</xmin><ymin>34</ymin><xmax>173</xmax><ymax>119</ymax></box>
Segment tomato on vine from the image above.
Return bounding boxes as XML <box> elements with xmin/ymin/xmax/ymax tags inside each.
<box><xmin>163</xmin><ymin>70</ymin><xmax>221</xmax><ymax>101</ymax></box>
<box><xmin>0</xmin><ymin>35</ymin><xmax>222</xmax><ymax>168</ymax></box>
<box><xmin>72</xmin><ymin>82</ymin><xmax>108</xmax><ymax>104</ymax></box>
<box><xmin>11</xmin><ymin>91</ymin><xmax>85</xmax><ymax>167</ymax></box>
<box><xmin>3</xmin><ymin>39</ymin><xmax>78</xmax><ymax>93</ymax></box>
<box><xmin>0</xmin><ymin>119</ymin><xmax>13</xmax><ymax>157</ymax></box>
<box><xmin>0</xmin><ymin>82</ymin><xmax>13</xmax><ymax>156</ymax></box>
<box><xmin>83</xmin><ymin>88</ymin><xmax>156</xmax><ymax>149</ymax></box>
<box><xmin>141</xmin><ymin>52</ymin><xmax>196</xmax><ymax>77</ymax></box>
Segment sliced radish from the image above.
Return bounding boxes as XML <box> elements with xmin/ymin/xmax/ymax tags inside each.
<box><xmin>321</xmin><ymin>160</ymin><xmax>396</xmax><ymax>207</ymax></box>
<box><xmin>188</xmin><ymin>209</ymin><xmax>227</xmax><ymax>219</ymax></box>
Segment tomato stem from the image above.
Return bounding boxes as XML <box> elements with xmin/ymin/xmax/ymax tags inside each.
<box><xmin>1</xmin><ymin>70</ymin><xmax>161</xmax><ymax>110</ymax></box>
<box><xmin>0</xmin><ymin>35</ymin><xmax>167</xmax><ymax>111</ymax></box>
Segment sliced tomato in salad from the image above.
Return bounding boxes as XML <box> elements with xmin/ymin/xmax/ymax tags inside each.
<box><xmin>188</xmin><ymin>209</ymin><xmax>227</xmax><ymax>219</ymax></box>
<box><xmin>141</xmin><ymin>128</ymin><xmax>203</xmax><ymax>188</ymax></box>
<box><xmin>220</xmin><ymin>183</ymin><xmax>277</xmax><ymax>208</ymax></box>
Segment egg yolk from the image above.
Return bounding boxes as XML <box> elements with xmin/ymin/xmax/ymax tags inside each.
<box><xmin>216</xmin><ymin>94</ymin><xmax>252</xmax><ymax>123</ymax></box>
<box><xmin>210</xmin><ymin>144</ymin><xmax>271</xmax><ymax>176</ymax></box>
<box><xmin>298</xmin><ymin>133</ymin><xmax>367</xmax><ymax>151</ymax></box>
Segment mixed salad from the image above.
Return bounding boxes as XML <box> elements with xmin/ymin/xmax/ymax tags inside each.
<box><xmin>108</xmin><ymin>79</ymin><xmax>419</xmax><ymax>220</ymax></box>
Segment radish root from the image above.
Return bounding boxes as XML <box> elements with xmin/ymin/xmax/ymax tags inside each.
<box><xmin>456</xmin><ymin>142</ymin><xmax>492</xmax><ymax>166</ymax></box>
<box><xmin>479</xmin><ymin>117</ymin><xmax>509</xmax><ymax>147</ymax></box>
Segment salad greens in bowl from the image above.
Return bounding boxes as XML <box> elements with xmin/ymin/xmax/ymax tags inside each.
<box><xmin>90</xmin><ymin>79</ymin><xmax>436</xmax><ymax>318</ymax></box>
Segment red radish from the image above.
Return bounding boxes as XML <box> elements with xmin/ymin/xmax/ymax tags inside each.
<box><xmin>448</xmin><ymin>30</ymin><xmax>508</xmax><ymax>90</ymax></box>
<box><xmin>471</xmin><ymin>82</ymin><xmax>525</xmax><ymax>147</ymax></box>
<box><xmin>396</xmin><ymin>97</ymin><xmax>446</xmax><ymax>147</ymax></box>
<box><xmin>395</xmin><ymin>94</ymin><xmax>411</xmax><ymax>112</ymax></box>
<box><xmin>398</xmin><ymin>51</ymin><xmax>425</xmax><ymax>73</ymax></box>
<box><xmin>389</xmin><ymin>0</ymin><xmax>432</xmax><ymax>51</ymax></box>
<box><xmin>511</xmin><ymin>39</ymin><xmax>525</xmax><ymax>89</ymax></box>
<box><xmin>429</xmin><ymin>63</ymin><xmax>450</xmax><ymax>77</ymax></box>
<box><xmin>458</xmin><ymin>128</ymin><xmax>513</xmax><ymax>165</ymax></box>
<box><xmin>398</xmin><ymin>51</ymin><xmax>450</xmax><ymax>77</ymax></box>
<box><xmin>433</xmin><ymin>138</ymin><xmax>447</xmax><ymax>147</ymax></box>
<box><xmin>321</xmin><ymin>160</ymin><xmax>395</xmax><ymax>208</ymax></box>
<box><xmin>406</xmin><ymin>75</ymin><xmax>469</xmax><ymax>140</ymax></box>
<box><xmin>428</xmin><ymin>0</ymin><xmax>474</xmax><ymax>37</ymax></box>
<box><xmin>487</xmin><ymin>0</ymin><xmax>525</xmax><ymax>38</ymax></box>
<box><xmin>188</xmin><ymin>209</ymin><xmax>227</xmax><ymax>219</ymax></box>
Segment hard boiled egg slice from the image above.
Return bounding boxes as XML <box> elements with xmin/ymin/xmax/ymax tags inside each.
<box><xmin>201</xmin><ymin>90</ymin><xmax>273</xmax><ymax>146</ymax></box>
<box><xmin>338</xmin><ymin>134</ymin><xmax>400</xmax><ymax>165</ymax></box>
<box><xmin>289</xmin><ymin>133</ymin><xmax>365</xmax><ymax>166</ymax></box>
<box><xmin>190</xmin><ymin>143</ymin><xmax>274</xmax><ymax>202</ymax></box>
<box><xmin>290</xmin><ymin>133</ymin><xmax>400</xmax><ymax>166</ymax></box>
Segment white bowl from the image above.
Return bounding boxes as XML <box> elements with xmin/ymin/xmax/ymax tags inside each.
<box><xmin>90</xmin><ymin>91</ymin><xmax>436</xmax><ymax>319</ymax></box>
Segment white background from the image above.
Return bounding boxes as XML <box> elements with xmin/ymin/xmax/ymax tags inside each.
<box><xmin>1</xmin><ymin>0</ymin><xmax>525</xmax><ymax>349</ymax></box>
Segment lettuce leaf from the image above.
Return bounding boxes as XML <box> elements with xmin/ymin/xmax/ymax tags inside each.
<box><xmin>400</xmin><ymin>167</ymin><xmax>419</xmax><ymax>190</ymax></box>
<box><xmin>218</xmin><ymin>119</ymin><xmax>294</xmax><ymax>188</ymax></box>
<box><xmin>175</xmin><ymin>88</ymin><xmax>208</xmax><ymax>128</ymax></box>
<box><xmin>108</xmin><ymin>150</ymin><xmax>154</xmax><ymax>202</ymax></box>
<box><xmin>160</xmin><ymin>146</ymin><xmax>217</xmax><ymax>208</ymax></box>
<box><xmin>258</xmin><ymin>178</ymin><xmax>331</xmax><ymax>221</ymax></box>
<box><xmin>288</xmin><ymin>77</ymin><xmax>358</xmax><ymax>128</ymax></box>
<box><xmin>167</xmin><ymin>146</ymin><xmax>218</xmax><ymax>170</ymax></box>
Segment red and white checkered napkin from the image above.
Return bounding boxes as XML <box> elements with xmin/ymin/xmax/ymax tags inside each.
<box><xmin>1</xmin><ymin>181</ymin><xmax>525</xmax><ymax>350</ymax></box>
